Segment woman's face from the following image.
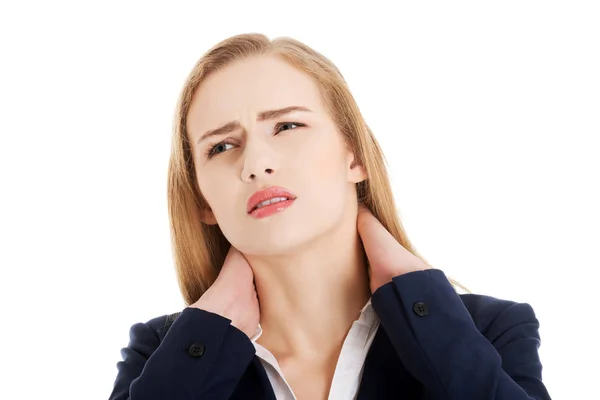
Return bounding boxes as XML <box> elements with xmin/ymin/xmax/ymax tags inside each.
<box><xmin>186</xmin><ymin>54</ymin><xmax>366</xmax><ymax>255</ymax></box>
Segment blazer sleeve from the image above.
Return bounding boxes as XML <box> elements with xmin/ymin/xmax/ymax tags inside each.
<box><xmin>108</xmin><ymin>307</ymin><xmax>256</xmax><ymax>400</ymax></box>
<box><xmin>370</xmin><ymin>268</ymin><xmax>552</xmax><ymax>400</ymax></box>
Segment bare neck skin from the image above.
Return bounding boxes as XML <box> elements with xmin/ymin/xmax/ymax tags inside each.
<box><xmin>246</xmin><ymin>205</ymin><xmax>371</xmax><ymax>364</ymax></box>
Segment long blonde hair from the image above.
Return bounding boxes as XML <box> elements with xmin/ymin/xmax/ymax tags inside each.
<box><xmin>167</xmin><ymin>33</ymin><xmax>469</xmax><ymax>305</ymax></box>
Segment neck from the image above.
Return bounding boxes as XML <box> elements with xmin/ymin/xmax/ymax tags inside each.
<box><xmin>246</xmin><ymin>212</ymin><xmax>371</xmax><ymax>362</ymax></box>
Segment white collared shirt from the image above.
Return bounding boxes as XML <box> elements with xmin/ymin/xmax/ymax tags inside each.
<box><xmin>250</xmin><ymin>299</ymin><xmax>380</xmax><ymax>400</ymax></box>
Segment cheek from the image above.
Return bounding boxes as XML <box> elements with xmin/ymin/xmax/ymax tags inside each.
<box><xmin>197</xmin><ymin>170</ymin><xmax>233</xmax><ymax>212</ymax></box>
<box><xmin>295</xmin><ymin>142</ymin><xmax>349</xmax><ymax>204</ymax></box>
<box><xmin>297</xmin><ymin>134</ymin><xmax>347</xmax><ymax>177</ymax></box>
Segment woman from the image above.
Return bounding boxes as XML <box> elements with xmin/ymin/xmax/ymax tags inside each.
<box><xmin>109</xmin><ymin>33</ymin><xmax>551</xmax><ymax>400</ymax></box>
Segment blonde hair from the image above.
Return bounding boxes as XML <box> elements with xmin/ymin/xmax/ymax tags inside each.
<box><xmin>167</xmin><ymin>33</ymin><xmax>469</xmax><ymax>305</ymax></box>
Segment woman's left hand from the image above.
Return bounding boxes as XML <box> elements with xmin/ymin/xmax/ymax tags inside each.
<box><xmin>357</xmin><ymin>204</ymin><xmax>432</xmax><ymax>293</ymax></box>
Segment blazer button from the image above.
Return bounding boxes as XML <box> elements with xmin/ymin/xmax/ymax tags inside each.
<box><xmin>413</xmin><ymin>302</ymin><xmax>429</xmax><ymax>316</ymax></box>
<box><xmin>188</xmin><ymin>343</ymin><xmax>205</xmax><ymax>357</ymax></box>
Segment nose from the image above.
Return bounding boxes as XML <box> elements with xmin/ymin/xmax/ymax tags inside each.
<box><xmin>240</xmin><ymin>139</ymin><xmax>280</xmax><ymax>183</ymax></box>
<box><xmin>243</xmin><ymin>167</ymin><xmax>274</xmax><ymax>182</ymax></box>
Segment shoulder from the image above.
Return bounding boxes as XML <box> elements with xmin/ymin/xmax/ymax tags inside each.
<box><xmin>141</xmin><ymin>294</ymin><xmax>540</xmax><ymax>345</ymax></box>
<box><xmin>458</xmin><ymin>293</ymin><xmax>540</xmax><ymax>343</ymax></box>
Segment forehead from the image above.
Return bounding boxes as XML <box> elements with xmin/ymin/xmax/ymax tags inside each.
<box><xmin>187</xmin><ymin>55</ymin><xmax>325</xmax><ymax>132</ymax></box>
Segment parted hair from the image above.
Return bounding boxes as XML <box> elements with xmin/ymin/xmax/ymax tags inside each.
<box><xmin>167</xmin><ymin>33</ymin><xmax>469</xmax><ymax>305</ymax></box>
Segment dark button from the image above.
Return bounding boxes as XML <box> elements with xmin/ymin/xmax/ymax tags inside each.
<box><xmin>413</xmin><ymin>302</ymin><xmax>429</xmax><ymax>317</ymax></box>
<box><xmin>188</xmin><ymin>343</ymin><xmax>205</xmax><ymax>357</ymax></box>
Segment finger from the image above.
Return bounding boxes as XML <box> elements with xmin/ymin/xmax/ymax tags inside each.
<box><xmin>357</xmin><ymin>203</ymin><xmax>370</xmax><ymax>215</ymax></box>
<box><xmin>225</xmin><ymin>245</ymin><xmax>248</xmax><ymax>262</ymax></box>
<box><xmin>222</xmin><ymin>246</ymin><xmax>246</xmax><ymax>271</ymax></box>
<box><xmin>357</xmin><ymin>208</ymin><xmax>402</xmax><ymax>265</ymax></box>
<box><xmin>223</xmin><ymin>245</ymin><xmax>255</xmax><ymax>280</ymax></box>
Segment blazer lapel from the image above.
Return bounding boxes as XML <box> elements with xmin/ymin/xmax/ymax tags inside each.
<box><xmin>231</xmin><ymin>326</ymin><xmax>423</xmax><ymax>399</ymax></box>
<box><xmin>357</xmin><ymin>326</ymin><xmax>423</xmax><ymax>399</ymax></box>
<box><xmin>231</xmin><ymin>357</ymin><xmax>277</xmax><ymax>400</ymax></box>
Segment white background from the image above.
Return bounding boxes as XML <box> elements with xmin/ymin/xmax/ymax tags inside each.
<box><xmin>1</xmin><ymin>1</ymin><xmax>598</xmax><ymax>399</ymax></box>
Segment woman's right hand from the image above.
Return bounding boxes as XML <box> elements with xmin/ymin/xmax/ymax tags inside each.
<box><xmin>190</xmin><ymin>245</ymin><xmax>260</xmax><ymax>339</ymax></box>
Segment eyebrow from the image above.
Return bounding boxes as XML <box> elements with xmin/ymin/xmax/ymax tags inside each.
<box><xmin>197</xmin><ymin>105</ymin><xmax>312</xmax><ymax>144</ymax></box>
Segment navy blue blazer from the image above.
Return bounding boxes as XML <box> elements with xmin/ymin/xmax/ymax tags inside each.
<box><xmin>109</xmin><ymin>269</ymin><xmax>551</xmax><ymax>399</ymax></box>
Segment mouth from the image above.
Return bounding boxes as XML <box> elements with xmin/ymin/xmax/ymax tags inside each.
<box><xmin>247</xmin><ymin>186</ymin><xmax>297</xmax><ymax>213</ymax></box>
<box><xmin>248</xmin><ymin>197</ymin><xmax>296</xmax><ymax>219</ymax></box>
<box><xmin>250</xmin><ymin>196</ymin><xmax>292</xmax><ymax>212</ymax></box>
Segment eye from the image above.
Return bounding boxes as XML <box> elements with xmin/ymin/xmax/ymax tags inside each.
<box><xmin>205</xmin><ymin>140</ymin><xmax>235</xmax><ymax>159</ymax></box>
<box><xmin>275</xmin><ymin>121</ymin><xmax>306</xmax><ymax>133</ymax></box>
<box><xmin>204</xmin><ymin>122</ymin><xmax>306</xmax><ymax>160</ymax></box>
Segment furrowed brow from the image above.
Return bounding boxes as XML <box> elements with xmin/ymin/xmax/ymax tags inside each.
<box><xmin>197</xmin><ymin>106</ymin><xmax>312</xmax><ymax>144</ymax></box>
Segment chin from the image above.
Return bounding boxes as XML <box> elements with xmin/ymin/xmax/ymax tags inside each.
<box><xmin>228</xmin><ymin>218</ymin><xmax>323</xmax><ymax>257</ymax></box>
<box><xmin>233</xmin><ymin>223</ymin><xmax>312</xmax><ymax>256</ymax></box>
<box><xmin>221</xmin><ymin>198</ymin><xmax>346</xmax><ymax>256</ymax></box>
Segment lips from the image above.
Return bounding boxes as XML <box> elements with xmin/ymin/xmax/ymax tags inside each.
<box><xmin>247</xmin><ymin>186</ymin><xmax>297</xmax><ymax>213</ymax></box>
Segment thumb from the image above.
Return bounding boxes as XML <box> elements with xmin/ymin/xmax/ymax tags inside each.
<box><xmin>357</xmin><ymin>207</ymin><xmax>400</xmax><ymax>266</ymax></box>
<box><xmin>222</xmin><ymin>245</ymin><xmax>254</xmax><ymax>278</ymax></box>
